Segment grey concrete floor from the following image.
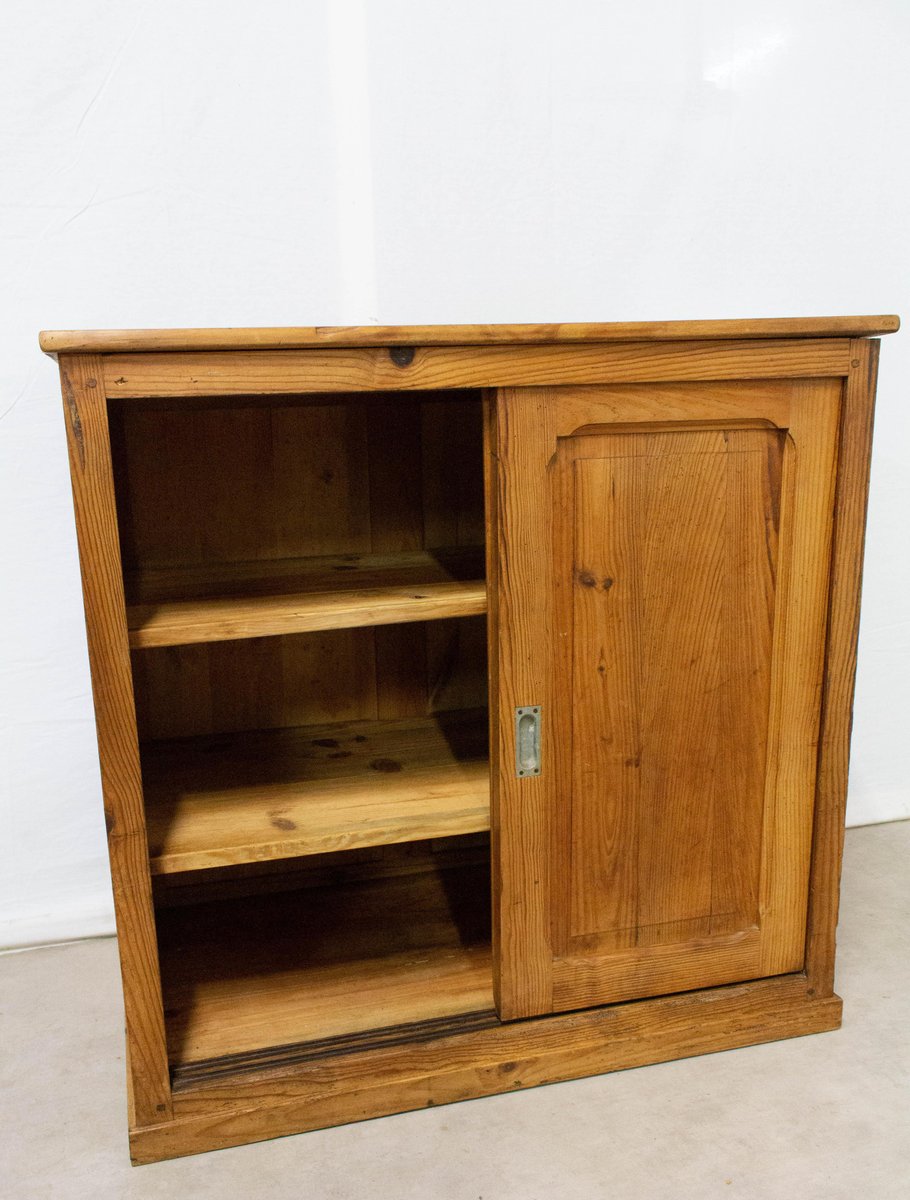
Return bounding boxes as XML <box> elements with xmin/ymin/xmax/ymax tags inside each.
<box><xmin>3</xmin><ymin>821</ymin><xmax>909</xmax><ymax>1199</ymax></box>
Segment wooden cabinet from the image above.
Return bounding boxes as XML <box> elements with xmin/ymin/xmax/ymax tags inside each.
<box><xmin>41</xmin><ymin>316</ymin><xmax>896</xmax><ymax>1163</ymax></box>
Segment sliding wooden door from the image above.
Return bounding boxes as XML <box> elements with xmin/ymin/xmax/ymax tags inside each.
<box><xmin>490</xmin><ymin>377</ymin><xmax>841</xmax><ymax>1019</ymax></box>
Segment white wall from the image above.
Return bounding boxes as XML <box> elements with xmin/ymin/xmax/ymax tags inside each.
<box><xmin>2</xmin><ymin>0</ymin><xmax>908</xmax><ymax>949</ymax></box>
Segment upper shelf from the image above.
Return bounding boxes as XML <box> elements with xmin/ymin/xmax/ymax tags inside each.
<box><xmin>126</xmin><ymin>547</ymin><xmax>486</xmax><ymax>649</ymax></box>
<box><xmin>39</xmin><ymin>315</ymin><xmax>900</xmax><ymax>356</ymax></box>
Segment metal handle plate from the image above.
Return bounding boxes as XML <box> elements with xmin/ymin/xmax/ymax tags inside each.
<box><xmin>515</xmin><ymin>706</ymin><xmax>541</xmax><ymax>777</ymax></box>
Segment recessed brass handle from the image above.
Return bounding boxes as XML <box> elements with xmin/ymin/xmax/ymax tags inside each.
<box><xmin>515</xmin><ymin>706</ymin><xmax>541</xmax><ymax>777</ymax></box>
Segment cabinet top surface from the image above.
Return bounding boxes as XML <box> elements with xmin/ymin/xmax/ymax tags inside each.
<box><xmin>39</xmin><ymin>315</ymin><xmax>899</xmax><ymax>356</ymax></box>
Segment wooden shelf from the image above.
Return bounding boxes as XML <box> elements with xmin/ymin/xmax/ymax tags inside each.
<box><xmin>157</xmin><ymin>861</ymin><xmax>494</xmax><ymax>1067</ymax></box>
<box><xmin>143</xmin><ymin>709</ymin><xmax>490</xmax><ymax>875</ymax></box>
<box><xmin>126</xmin><ymin>549</ymin><xmax>487</xmax><ymax>648</ymax></box>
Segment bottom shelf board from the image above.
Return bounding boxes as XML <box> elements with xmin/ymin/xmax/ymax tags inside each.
<box><xmin>143</xmin><ymin>709</ymin><xmax>490</xmax><ymax>874</ymax></box>
<box><xmin>157</xmin><ymin>860</ymin><xmax>493</xmax><ymax>1067</ymax></box>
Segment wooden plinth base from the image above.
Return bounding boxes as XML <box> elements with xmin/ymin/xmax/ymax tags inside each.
<box><xmin>130</xmin><ymin>973</ymin><xmax>841</xmax><ymax>1164</ymax></box>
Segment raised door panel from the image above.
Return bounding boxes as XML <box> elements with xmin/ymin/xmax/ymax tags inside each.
<box><xmin>491</xmin><ymin>379</ymin><xmax>841</xmax><ymax>1019</ymax></box>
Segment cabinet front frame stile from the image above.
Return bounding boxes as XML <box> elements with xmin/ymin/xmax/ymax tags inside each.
<box><xmin>43</xmin><ymin>320</ymin><xmax>893</xmax><ymax>1164</ymax></box>
<box><xmin>58</xmin><ymin>353</ymin><xmax>172</xmax><ymax>1126</ymax></box>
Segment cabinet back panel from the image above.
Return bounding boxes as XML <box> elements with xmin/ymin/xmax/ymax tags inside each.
<box><xmin>108</xmin><ymin>393</ymin><xmax>484</xmax><ymax>576</ymax></box>
<box><xmin>133</xmin><ymin>617</ymin><xmax>488</xmax><ymax>741</ymax></box>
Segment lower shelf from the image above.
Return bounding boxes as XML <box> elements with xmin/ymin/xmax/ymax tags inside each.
<box><xmin>143</xmin><ymin>709</ymin><xmax>490</xmax><ymax>874</ymax></box>
<box><xmin>156</xmin><ymin>860</ymin><xmax>493</xmax><ymax>1067</ymax></box>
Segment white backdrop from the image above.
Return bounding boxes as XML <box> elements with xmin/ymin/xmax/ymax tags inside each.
<box><xmin>2</xmin><ymin>0</ymin><xmax>908</xmax><ymax>948</ymax></box>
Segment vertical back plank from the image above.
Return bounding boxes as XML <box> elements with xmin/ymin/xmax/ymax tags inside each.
<box><xmin>269</xmin><ymin>400</ymin><xmax>377</xmax><ymax>731</ymax></box>
<box><xmin>368</xmin><ymin>399</ymin><xmax>428</xmax><ymax>717</ymax></box>
<box><xmin>422</xmin><ymin>397</ymin><xmax>487</xmax><ymax>718</ymax></box>
<box><xmin>272</xmin><ymin>400</ymin><xmax>372</xmax><ymax>559</ymax></box>
<box><xmin>196</xmin><ymin>407</ymin><xmax>275</xmax><ymax>563</ymax></box>
<box><xmin>421</xmin><ymin>397</ymin><xmax>486</xmax><ymax>546</ymax></box>
<box><xmin>131</xmin><ymin>644</ymin><xmax>214</xmax><ymax>740</ymax></box>
<box><xmin>58</xmin><ymin>354</ymin><xmax>172</xmax><ymax>1124</ymax></box>
<box><xmin>108</xmin><ymin>407</ymin><xmax>205</xmax><ymax>571</ymax></box>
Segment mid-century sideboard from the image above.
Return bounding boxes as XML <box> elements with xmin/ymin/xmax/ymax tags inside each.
<box><xmin>40</xmin><ymin>315</ymin><xmax>898</xmax><ymax>1162</ymax></box>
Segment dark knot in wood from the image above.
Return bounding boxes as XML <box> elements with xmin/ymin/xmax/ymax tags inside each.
<box><xmin>389</xmin><ymin>346</ymin><xmax>415</xmax><ymax>368</ymax></box>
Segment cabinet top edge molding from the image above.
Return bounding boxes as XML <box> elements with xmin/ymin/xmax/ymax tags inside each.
<box><xmin>39</xmin><ymin>315</ymin><xmax>899</xmax><ymax>357</ymax></box>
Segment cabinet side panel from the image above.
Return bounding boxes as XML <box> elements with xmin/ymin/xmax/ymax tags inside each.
<box><xmin>806</xmin><ymin>340</ymin><xmax>880</xmax><ymax>995</ymax></box>
<box><xmin>58</xmin><ymin>354</ymin><xmax>172</xmax><ymax>1123</ymax></box>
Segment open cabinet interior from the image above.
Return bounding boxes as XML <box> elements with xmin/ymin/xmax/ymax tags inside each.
<box><xmin>107</xmin><ymin>388</ymin><xmax>493</xmax><ymax>1073</ymax></box>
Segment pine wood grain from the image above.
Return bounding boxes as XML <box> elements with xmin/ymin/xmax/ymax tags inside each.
<box><xmin>493</xmin><ymin>379</ymin><xmax>842</xmax><ymax>1019</ymax></box>
<box><xmin>124</xmin><ymin>547</ymin><xmax>483</xmax><ymax>603</ymax></box>
<box><xmin>482</xmin><ymin>391</ymin><xmax>506</xmax><ymax>1015</ymax></box>
<box><xmin>110</xmin><ymin>397</ymin><xmax>483</xmax><ymax>571</ymax></box>
<box><xmin>565</xmin><ymin>429</ymin><xmax>778</xmax><ymax>950</ymax></box>
<box><xmin>490</xmin><ymin>389</ymin><xmax>559</xmax><ymax>1018</ymax></box>
<box><xmin>114</xmin><ymin>396</ymin><xmax>487</xmax><ymax>728</ymax></box>
<box><xmin>805</xmin><ymin>340</ymin><xmax>880</xmax><ymax>995</ymax></box>
<box><xmin>132</xmin><ymin>616</ymin><xmax>488</xmax><ymax>742</ymax></box>
<box><xmin>50</xmin><ymin>322</ymin><xmax>888</xmax><ymax>1165</ymax></box>
<box><xmin>130</xmin><ymin>974</ymin><xmax>841</xmax><ymax>1162</ymax></box>
<box><xmin>57</xmin><ymin>354</ymin><xmax>172</xmax><ymax>1124</ymax></box>
<box><xmin>367</xmin><ymin>400</ymin><xmax>452</xmax><ymax>717</ymax></box>
<box><xmin>98</xmin><ymin>340</ymin><xmax>853</xmax><ymax>397</ymax></box>
<box><xmin>757</xmin><ymin>381</ymin><xmax>842</xmax><ymax>976</ymax></box>
<box><xmin>143</xmin><ymin>709</ymin><xmax>489</xmax><ymax>873</ymax></box>
<box><xmin>151</xmin><ymin>835</ymin><xmax>491</xmax><ymax>911</ymax></box>
<box><xmin>156</xmin><ymin>862</ymin><xmax>493</xmax><ymax>1065</ymax></box>
<box><xmin>127</xmin><ymin>577</ymin><xmax>487</xmax><ymax>648</ymax></box>
<box><xmin>40</xmin><ymin>314</ymin><xmax>898</xmax><ymax>355</ymax></box>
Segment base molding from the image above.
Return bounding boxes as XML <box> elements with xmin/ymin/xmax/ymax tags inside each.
<box><xmin>129</xmin><ymin>973</ymin><xmax>841</xmax><ymax>1164</ymax></box>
